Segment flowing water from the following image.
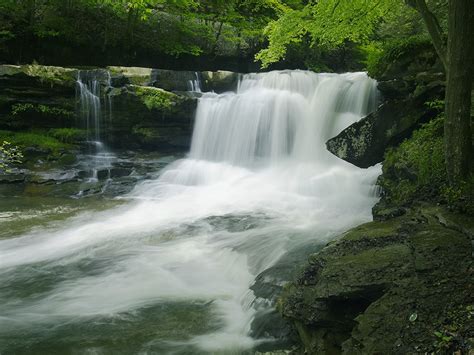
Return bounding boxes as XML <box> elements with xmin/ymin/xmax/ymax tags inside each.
<box><xmin>188</xmin><ymin>72</ymin><xmax>203</xmax><ymax>93</ymax></box>
<box><xmin>76</xmin><ymin>70</ymin><xmax>115</xmax><ymax>183</ymax></box>
<box><xmin>0</xmin><ymin>70</ymin><xmax>381</xmax><ymax>354</ymax></box>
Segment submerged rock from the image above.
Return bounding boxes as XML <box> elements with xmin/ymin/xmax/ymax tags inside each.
<box><xmin>280</xmin><ymin>205</ymin><xmax>474</xmax><ymax>354</ymax></box>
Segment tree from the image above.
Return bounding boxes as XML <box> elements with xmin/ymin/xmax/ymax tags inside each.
<box><xmin>443</xmin><ymin>0</ymin><xmax>473</xmax><ymax>183</ymax></box>
<box><xmin>257</xmin><ymin>0</ymin><xmax>473</xmax><ymax>184</ymax></box>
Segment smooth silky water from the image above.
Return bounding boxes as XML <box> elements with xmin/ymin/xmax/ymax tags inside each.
<box><xmin>0</xmin><ymin>71</ymin><xmax>381</xmax><ymax>354</ymax></box>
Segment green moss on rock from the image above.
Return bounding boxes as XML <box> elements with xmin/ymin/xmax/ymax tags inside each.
<box><xmin>23</xmin><ymin>64</ymin><xmax>77</xmax><ymax>87</ymax></box>
<box><xmin>107</xmin><ymin>66</ymin><xmax>153</xmax><ymax>86</ymax></box>
<box><xmin>0</xmin><ymin>129</ymin><xmax>72</xmax><ymax>153</ymax></box>
<box><xmin>130</xmin><ymin>85</ymin><xmax>180</xmax><ymax>112</ymax></box>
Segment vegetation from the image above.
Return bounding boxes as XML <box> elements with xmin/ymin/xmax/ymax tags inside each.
<box><xmin>11</xmin><ymin>103</ymin><xmax>74</xmax><ymax>118</ymax></box>
<box><xmin>0</xmin><ymin>129</ymin><xmax>72</xmax><ymax>153</ymax></box>
<box><xmin>0</xmin><ymin>140</ymin><xmax>22</xmax><ymax>172</ymax></box>
<box><xmin>48</xmin><ymin>128</ymin><xmax>86</xmax><ymax>144</ymax></box>
<box><xmin>0</xmin><ymin>0</ymin><xmax>472</xmax><ymax>200</ymax></box>
<box><xmin>381</xmin><ymin>114</ymin><xmax>474</xmax><ymax>214</ymax></box>
<box><xmin>256</xmin><ymin>0</ymin><xmax>472</xmax><ymax>186</ymax></box>
<box><xmin>0</xmin><ymin>0</ymin><xmax>286</xmax><ymax>70</ymax></box>
<box><xmin>132</xmin><ymin>86</ymin><xmax>177</xmax><ymax>111</ymax></box>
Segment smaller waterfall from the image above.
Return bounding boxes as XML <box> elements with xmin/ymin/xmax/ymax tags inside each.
<box><xmin>77</xmin><ymin>71</ymin><xmax>101</xmax><ymax>142</ymax></box>
<box><xmin>188</xmin><ymin>72</ymin><xmax>202</xmax><ymax>92</ymax></box>
<box><xmin>76</xmin><ymin>71</ymin><xmax>115</xmax><ymax>183</ymax></box>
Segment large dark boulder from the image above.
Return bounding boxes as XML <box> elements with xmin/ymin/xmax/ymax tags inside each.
<box><xmin>326</xmin><ymin>95</ymin><xmax>438</xmax><ymax>168</ymax></box>
<box><xmin>326</xmin><ymin>40</ymin><xmax>445</xmax><ymax>168</ymax></box>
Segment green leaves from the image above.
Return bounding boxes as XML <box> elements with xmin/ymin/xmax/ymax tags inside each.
<box><xmin>256</xmin><ymin>0</ymin><xmax>400</xmax><ymax>67</ymax></box>
<box><xmin>0</xmin><ymin>141</ymin><xmax>23</xmax><ymax>173</ymax></box>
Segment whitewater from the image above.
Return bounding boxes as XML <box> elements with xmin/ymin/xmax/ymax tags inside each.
<box><xmin>0</xmin><ymin>70</ymin><xmax>381</xmax><ymax>353</ymax></box>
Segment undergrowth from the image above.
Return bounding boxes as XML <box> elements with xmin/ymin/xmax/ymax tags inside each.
<box><xmin>380</xmin><ymin>114</ymin><xmax>474</xmax><ymax>214</ymax></box>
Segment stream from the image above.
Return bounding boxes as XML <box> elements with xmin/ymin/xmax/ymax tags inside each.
<box><xmin>0</xmin><ymin>70</ymin><xmax>381</xmax><ymax>354</ymax></box>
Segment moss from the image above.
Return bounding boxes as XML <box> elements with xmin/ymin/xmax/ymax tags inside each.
<box><xmin>132</xmin><ymin>126</ymin><xmax>158</xmax><ymax>139</ymax></box>
<box><xmin>343</xmin><ymin>218</ymin><xmax>400</xmax><ymax>241</ymax></box>
<box><xmin>107</xmin><ymin>66</ymin><xmax>152</xmax><ymax>86</ymax></box>
<box><xmin>11</xmin><ymin>103</ymin><xmax>74</xmax><ymax>118</ymax></box>
<box><xmin>0</xmin><ymin>130</ymin><xmax>71</xmax><ymax>153</ymax></box>
<box><xmin>48</xmin><ymin>128</ymin><xmax>86</xmax><ymax>143</ymax></box>
<box><xmin>23</xmin><ymin>64</ymin><xmax>77</xmax><ymax>87</ymax></box>
<box><xmin>282</xmin><ymin>206</ymin><xmax>473</xmax><ymax>354</ymax></box>
<box><xmin>131</xmin><ymin>86</ymin><xmax>178</xmax><ymax>112</ymax></box>
<box><xmin>380</xmin><ymin>114</ymin><xmax>474</xmax><ymax>214</ymax></box>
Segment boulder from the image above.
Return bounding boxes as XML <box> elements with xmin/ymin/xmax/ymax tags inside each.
<box><xmin>326</xmin><ymin>98</ymin><xmax>436</xmax><ymax>168</ymax></box>
<box><xmin>281</xmin><ymin>205</ymin><xmax>474</xmax><ymax>354</ymax></box>
<box><xmin>201</xmin><ymin>70</ymin><xmax>239</xmax><ymax>92</ymax></box>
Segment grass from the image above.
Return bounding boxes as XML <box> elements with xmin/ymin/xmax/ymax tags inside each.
<box><xmin>0</xmin><ymin>129</ymin><xmax>72</xmax><ymax>153</ymax></box>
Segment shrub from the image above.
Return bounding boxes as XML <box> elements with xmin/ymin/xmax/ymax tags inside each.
<box><xmin>11</xmin><ymin>103</ymin><xmax>74</xmax><ymax>118</ymax></box>
<box><xmin>0</xmin><ymin>130</ymin><xmax>70</xmax><ymax>153</ymax></box>
<box><xmin>0</xmin><ymin>141</ymin><xmax>23</xmax><ymax>173</ymax></box>
<box><xmin>49</xmin><ymin>128</ymin><xmax>86</xmax><ymax>143</ymax></box>
<box><xmin>380</xmin><ymin>115</ymin><xmax>474</xmax><ymax>214</ymax></box>
<box><xmin>366</xmin><ymin>36</ymin><xmax>434</xmax><ymax>79</ymax></box>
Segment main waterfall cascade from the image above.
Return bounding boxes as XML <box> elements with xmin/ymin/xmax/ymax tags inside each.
<box><xmin>0</xmin><ymin>70</ymin><xmax>382</xmax><ymax>353</ymax></box>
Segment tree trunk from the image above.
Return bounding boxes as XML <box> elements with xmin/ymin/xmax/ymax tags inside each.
<box><xmin>414</xmin><ymin>0</ymin><xmax>448</xmax><ymax>71</ymax></box>
<box><xmin>444</xmin><ymin>0</ymin><xmax>473</xmax><ymax>183</ymax></box>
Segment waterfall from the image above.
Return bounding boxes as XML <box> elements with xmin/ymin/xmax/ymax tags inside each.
<box><xmin>187</xmin><ymin>71</ymin><xmax>202</xmax><ymax>92</ymax></box>
<box><xmin>77</xmin><ymin>71</ymin><xmax>102</xmax><ymax>142</ymax></box>
<box><xmin>0</xmin><ymin>70</ymin><xmax>381</xmax><ymax>354</ymax></box>
<box><xmin>76</xmin><ymin>70</ymin><xmax>115</xmax><ymax>182</ymax></box>
<box><xmin>191</xmin><ymin>71</ymin><xmax>377</xmax><ymax>166</ymax></box>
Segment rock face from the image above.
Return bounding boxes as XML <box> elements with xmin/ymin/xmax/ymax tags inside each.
<box><xmin>280</xmin><ymin>205</ymin><xmax>474</xmax><ymax>354</ymax></box>
<box><xmin>107</xmin><ymin>85</ymin><xmax>197</xmax><ymax>150</ymax></box>
<box><xmin>0</xmin><ymin>64</ymin><xmax>78</xmax><ymax>130</ymax></box>
<box><xmin>107</xmin><ymin>66</ymin><xmax>239</xmax><ymax>93</ymax></box>
<box><xmin>0</xmin><ymin>64</ymin><xmax>240</xmax><ymax>152</ymax></box>
<box><xmin>326</xmin><ymin>41</ymin><xmax>445</xmax><ymax>168</ymax></box>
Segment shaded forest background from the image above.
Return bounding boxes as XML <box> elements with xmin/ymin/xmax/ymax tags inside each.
<box><xmin>0</xmin><ymin>0</ymin><xmax>446</xmax><ymax>73</ymax></box>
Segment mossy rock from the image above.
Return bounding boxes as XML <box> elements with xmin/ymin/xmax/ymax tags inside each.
<box><xmin>281</xmin><ymin>206</ymin><xmax>473</xmax><ymax>354</ymax></box>
<box><xmin>129</xmin><ymin>85</ymin><xmax>180</xmax><ymax>112</ymax></box>
<box><xmin>107</xmin><ymin>66</ymin><xmax>153</xmax><ymax>86</ymax></box>
<box><xmin>201</xmin><ymin>70</ymin><xmax>239</xmax><ymax>93</ymax></box>
<box><xmin>23</xmin><ymin>65</ymin><xmax>78</xmax><ymax>87</ymax></box>
<box><xmin>0</xmin><ymin>129</ymin><xmax>73</xmax><ymax>156</ymax></box>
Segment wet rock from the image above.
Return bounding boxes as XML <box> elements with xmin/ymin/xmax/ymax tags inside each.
<box><xmin>109</xmin><ymin>167</ymin><xmax>131</xmax><ymax>178</ymax></box>
<box><xmin>280</xmin><ymin>206</ymin><xmax>474</xmax><ymax>354</ymax></box>
<box><xmin>251</xmin><ymin>241</ymin><xmax>326</xmax><ymax>353</ymax></box>
<box><xmin>0</xmin><ymin>173</ymin><xmax>25</xmax><ymax>183</ymax></box>
<box><xmin>201</xmin><ymin>70</ymin><xmax>239</xmax><ymax>93</ymax></box>
<box><xmin>107</xmin><ymin>85</ymin><xmax>197</xmax><ymax>150</ymax></box>
<box><xmin>326</xmin><ymin>97</ymin><xmax>439</xmax><ymax>168</ymax></box>
<box><xmin>107</xmin><ymin>66</ymin><xmax>239</xmax><ymax>93</ymax></box>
